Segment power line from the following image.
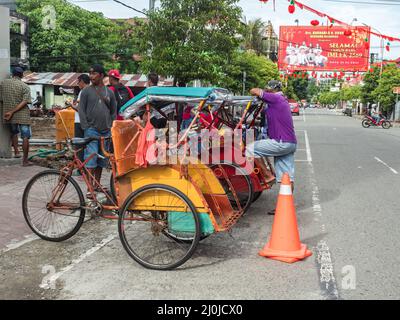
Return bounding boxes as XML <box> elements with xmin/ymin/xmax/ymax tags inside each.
<box><xmin>111</xmin><ymin>0</ymin><xmax>147</xmax><ymax>15</ymax></box>
<box><xmin>70</xmin><ymin>0</ymin><xmax>147</xmax><ymax>15</ymax></box>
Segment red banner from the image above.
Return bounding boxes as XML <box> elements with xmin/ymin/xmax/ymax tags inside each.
<box><xmin>278</xmin><ymin>26</ymin><xmax>371</xmax><ymax>72</ymax></box>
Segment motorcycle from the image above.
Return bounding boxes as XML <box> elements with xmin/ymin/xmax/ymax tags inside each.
<box><xmin>362</xmin><ymin>115</ymin><xmax>392</xmax><ymax>129</ymax></box>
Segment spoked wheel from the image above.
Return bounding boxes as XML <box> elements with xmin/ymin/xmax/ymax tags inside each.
<box><xmin>118</xmin><ymin>184</ymin><xmax>200</xmax><ymax>270</ymax></box>
<box><xmin>22</xmin><ymin>170</ymin><xmax>86</xmax><ymax>242</ymax></box>
<box><xmin>209</xmin><ymin>162</ymin><xmax>253</xmax><ymax>214</ymax></box>
<box><xmin>362</xmin><ymin>119</ymin><xmax>371</xmax><ymax>128</ymax></box>
<box><xmin>382</xmin><ymin>121</ymin><xmax>391</xmax><ymax>129</ymax></box>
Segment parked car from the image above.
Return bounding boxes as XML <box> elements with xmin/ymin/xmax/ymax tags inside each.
<box><xmin>289</xmin><ymin>100</ymin><xmax>300</xmax><ymax>116</ymax></box>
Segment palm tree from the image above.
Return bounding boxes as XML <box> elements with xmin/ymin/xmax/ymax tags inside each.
<box><xmin>243</xmin><ymin>18</ymin><xmax>266</xmax><ymax>56</ymax></box>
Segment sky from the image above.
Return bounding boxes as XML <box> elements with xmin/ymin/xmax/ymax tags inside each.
<box><xmin>69</xmin><ymin>0</ymin><xmax>400</xmax><ymax>60</ymax></box>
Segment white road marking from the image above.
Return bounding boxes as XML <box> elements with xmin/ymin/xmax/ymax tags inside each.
<box><xmin>304</xmin><ymin>130</ymin><xmax>312</xmax><ymax>162</ymax></box>
<box><xmin>302</xmin><ymin>131</ymin><xmax>339</xmax><ymax>299</ymax></box>
<box><xmin>303</xmin><ymin>110</ymin><xmax>306</xmax><ymax>122</ymax></box>
<box><xmin>40</xmin><ymin>234</ymin><xmax>116</xmax><ymax>289</ymax></box>
<box><xmin>0</xmin><ymin>234</ymin><xmax>39</xmax><ymax>255</ymax></box>
<box><xmin>374</xmin><ymin>157</ymin><xmax>398</xmax><ymax>175</ymax></box>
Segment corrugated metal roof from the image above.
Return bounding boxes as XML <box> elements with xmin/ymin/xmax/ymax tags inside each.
<box><xmin>23</xmin><ymin>72</ymin><xmax>174</xmax><ymax>88</ymax></box>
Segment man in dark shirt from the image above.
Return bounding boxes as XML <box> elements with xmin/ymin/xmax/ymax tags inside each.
<box><xmin>79</xmin><ymin>64</ymin><xmax>117</xmax><ymax>198</ymax></box>
<box><xmin>108</xmin><ymin>69</ymin><xmax>134</xmax><ymax>120</ymax></box>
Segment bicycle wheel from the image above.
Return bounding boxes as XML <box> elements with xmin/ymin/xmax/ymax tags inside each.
<box><xmin>362</xmin><ymin>119</ymin><xmax>371</xmax><ymax>128</ymax></box>
<box><xmin>209</xmin><ymin>162</ymin><xmax>253</xmax><ymax>213</ymax></box>
<box><xmin>110</xmin><ymin>172</ymin><xmax>117</xmax><ymax>203</ymax></box>
<box><xmin>382</xmin><ymin>121</ymin><xmax>391</xmax><ymax>129</ymax></box>
<box><xmin>22</xmin><ymin>170</ymin><xmax>86</xmax><ymax>242</ymax></box>
<box><xmin>252</xmin><ymin>191</ymin><xmax>263</xmax><ymax>203</ymax></box>
<box><xmin>118</xmin><ymin>184</ymin><xmax>200</xmax><ymax>270</ymax></box>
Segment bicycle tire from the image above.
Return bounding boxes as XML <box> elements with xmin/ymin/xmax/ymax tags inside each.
<box><xmin>22</xmin><ymin>170</ymin><xmax>86</xmax><ymax>242</ymax></box>
<box><xmin>252</xmin><ymin>191</ymin><xmax>263</xmax><ymax>203</ymax></box>
<box><xmin>109</xmin><ymin>172</ymin><xmax>117</xmax><ymax>203</ymax></box>
<box><xmin>118</xmin><ymin>184</ymin><xmax>200</xmax><ymax>270</ymax></box>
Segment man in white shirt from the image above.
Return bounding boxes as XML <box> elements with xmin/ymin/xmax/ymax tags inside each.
<box><xmin>284</xmin><ymin>50</ymin><xmax>298</xmax><ymax>66</ymax></box>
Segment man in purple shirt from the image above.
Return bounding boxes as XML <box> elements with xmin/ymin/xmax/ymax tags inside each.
<box><xmin>247</xmin><ymin>80</ymin><xmax>297</xmax><ymax>205</ymax></box>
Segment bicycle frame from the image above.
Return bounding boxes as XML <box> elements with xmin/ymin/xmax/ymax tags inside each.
<box><xmin>47</xmin><ymin>140</ymin><xmax>120</xmax><ymax>220</ymax></box>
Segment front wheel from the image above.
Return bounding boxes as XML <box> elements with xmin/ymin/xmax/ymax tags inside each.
<box><xmin>22</xmin><ymin>170</ymin><xmax>86</xmax><ymax>242</ymax></box>
<box><xmin>118</xmin><ymin>184</ymin><xmax>200</xmax><ymax>270</ymax></box>
<box><xmin>362</xmin><ymin>119</ymin><xmax>371</xmax><ymax>128</ymax></box>
<box><xmin>382</xmin><ymin>121</ymin><xmax>391</xmax><ymax>129</ymax></box>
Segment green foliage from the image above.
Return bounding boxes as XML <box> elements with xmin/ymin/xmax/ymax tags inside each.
<box><xmin>222</xmin><ymin>51</ymin><xmax>279</xmax><ymax>94</ymax></box>
<box><xmin>135</xmin><ymin>0</ymin><xmax>244</xmax><ymax>85</ymax></box>
<box><xmin>243</xmin><ymin>18</ymin><xmax>266</xmax><ymax>56</ymax></box>
<box><xmin>340</xmin><ymin>85</ymin><xmax>362</xmax><ymax>102</ymax></box>
<box><xmin>318</xmin><ymin>91</ymin><xmax>340</xmax><ymax>106</ymax></box>
<box><xmin>17</xmin><ymin>0</ymin><xmax>139</xmax><ymax>73</ymax></box>
<box><xmin>372</xmin><ymin>64</ymin><xmax>400</xmax><ymax>113</ymax></box>
<box><xmin>361</xmin><ymin>67</ymin><xmax>380</xmax><ymax>104</ymax></box>
<box><xmin>306</xmin><ymin>79</ymin><xmax>319</xmax><ymax>102</ymax></box>
<box><xmin>285</xmin><ymin>72</ymin><xmax>308</xmax><ymax>100</ymax></box>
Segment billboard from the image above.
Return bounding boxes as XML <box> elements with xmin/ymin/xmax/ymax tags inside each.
<box><xmin>278</xmin><ymin>26</ymin><xmax>371</xmax><ymax>72</ymax></box>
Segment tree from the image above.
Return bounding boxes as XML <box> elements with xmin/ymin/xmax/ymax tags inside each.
<box><xmin>318</xmin><ymin>91</ymin><xmax>340</xmax><ymax>107</ymax></box>
<box><xmin>284</xmin><ymin>72</ymin><xmax>309</xmax><ymax>101</ymax></box>
<box><xmin>243</xmin><ymin>18</ymin><xmax>266</xmax><ymax>56</ymax></box>
<box><xmin>17</xmin><ymin>0</ymin><xmax>139</xmax><ymax>73</ymax></box>
<box><xmin>361</xmin><ymin>67</ymin><xmax>379</xmax><ymax>105</ymax></box>
<box><xmin>372</xmin><ymin>64</ymin><xmax>400</xmax><ymax>114</ymax></box>
<box><xmin>135</xmin><ymin>0</ymin><xmax>244</xmax><ymax>86</ymax></box>
<box><xmin>306</xmin><ymin>79</ymin><xmax>319</xmax><ymax>102</ymax></box>
<box><xmin>222</xmin><ymin>51</ymin><xmax>279</xmax><ymax>94</ymax></box>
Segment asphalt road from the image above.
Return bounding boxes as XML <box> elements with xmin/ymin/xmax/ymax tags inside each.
<box><xmin>0</xmin><ymin>109</ymin><xmax>399</xmax><ymax>300</ymax></box>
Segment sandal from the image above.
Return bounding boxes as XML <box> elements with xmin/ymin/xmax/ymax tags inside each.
<box><xmin>22</xmin><ymin>162</ymin><xmax>35</xmax><ymax>167</ymax></box>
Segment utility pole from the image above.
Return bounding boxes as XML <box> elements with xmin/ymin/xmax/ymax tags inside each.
<box><xmin>0</xmin><ymin>6</ymin><xmax>11</xmax><ymax>158</ymax></box>
<box><xmin>242</xmin><ymin>71</ymin><xmax>246</xmax><ymax>96</ymax></box>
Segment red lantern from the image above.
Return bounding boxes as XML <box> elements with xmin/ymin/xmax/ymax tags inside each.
<box><xmin>344</xmin><ymin>29</ymin><xmax>352</xmax><ymax>37</ymax></box>
<box><xmin>311</xmin><ymin>20</ymin><xmax>319</xmax><ymax>26</ymax></box>
<box><xmin>288</xmin><ymin>2</ymin><xmax>295</xmax><ymax>14</ymax></box>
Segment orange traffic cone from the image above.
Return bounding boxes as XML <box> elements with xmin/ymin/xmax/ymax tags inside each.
<box><xmin>259</xmin><ymin>173</ymin><xmax>312</xmax><ymax>263</ymax></box>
